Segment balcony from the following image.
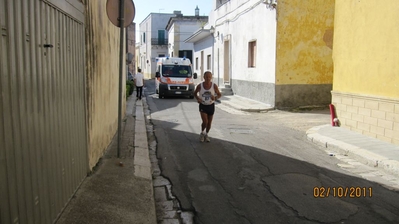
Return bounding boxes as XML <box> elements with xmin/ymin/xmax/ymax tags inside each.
<box><xmin>151</xmin><ymin>38</ymin><xmax>168</xmax><ymax>46</ymax></box>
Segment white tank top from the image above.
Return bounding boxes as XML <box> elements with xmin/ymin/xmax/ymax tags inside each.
<box><xmin>199</xmin><ymin>82</ymin><xmax>215</xmax><ymax>105</ymax></box>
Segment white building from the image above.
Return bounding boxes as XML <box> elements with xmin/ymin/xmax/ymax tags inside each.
<box><xmin>138</xmin><ymin>13</ymin><xmax>175</xmax><ymax>78</ymax></box>
<box><xmin>211</xmin><ymin>0</ymin><xmax>277</xmax><ymax>104</ymax></box>
<box><xmin>184</xmin><ymin>27</ymin><xmax>214</xmax><ymax>82</ymax></box>
<box><xmin>165</xmin><ymin>10</ymin><xmax>208</xmax><ymax>65</ymax></box>
<box><xmin>138</xmin><ymin>8</ymin><xmax>209</xmax><ymax>80</ymax></box>
<box><xmin>186</xmin><ymin>0</ymin><xmax>277</xmax><ymax>102</ymax></box>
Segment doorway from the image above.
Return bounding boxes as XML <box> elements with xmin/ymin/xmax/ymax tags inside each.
<box><xmin>223</xmin><ymin>40</ymin><xmax>230</xmax><ymax>84</ymax></box>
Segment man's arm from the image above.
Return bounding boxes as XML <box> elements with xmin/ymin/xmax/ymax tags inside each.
<box><xmin>194</xmin><ymin>84</ymin><xmax>202</xmax><ymax>103</ymax></box>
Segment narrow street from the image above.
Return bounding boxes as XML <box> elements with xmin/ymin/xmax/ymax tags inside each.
<box><xmin>144</xmin><ymin>81</ymin><xmax>399</xmax><ymax>224</ymax></box>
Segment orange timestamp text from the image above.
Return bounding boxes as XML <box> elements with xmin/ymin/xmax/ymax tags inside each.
<box><xmin>313</xmin><ymin>186</ymin><xmax>372</xmax><ymax>198</ymax></box>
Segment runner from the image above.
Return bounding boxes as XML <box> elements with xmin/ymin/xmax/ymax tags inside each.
<box><xmin>194</xmin><ymin>71</ymin><xmax>222</xmax><ymax>142</ymax></box>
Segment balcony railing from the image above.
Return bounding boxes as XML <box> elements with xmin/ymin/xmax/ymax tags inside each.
<box><xmin>151</xmin><ymin>38</ymin><xmax>168</xmax><ymax>46</ymax></box>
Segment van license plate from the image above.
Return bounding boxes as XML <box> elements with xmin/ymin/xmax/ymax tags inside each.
<box><xmin>175</xmin><ymin>91</ymin><xmax>181</xmax><ymax>94</ymax></box>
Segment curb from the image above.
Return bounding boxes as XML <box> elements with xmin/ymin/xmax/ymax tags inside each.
<box><xmin>220</xmin><ymin>100</ymin><xmax>274</xmax><ymax>113</ymax></box>
<box><xmin>133</xmin><ymin>98</ymin><xmax>157</xmax><ymax>223</ymax></box>
<box><xmin>134</xmin><ymin>99</ymin><xmax>152</xmax><ymax>180</ymax></box>
<box><xmin>306</xmin><ymin>125</ymin><xmax>399</xmax><ymax>177</ymax></box>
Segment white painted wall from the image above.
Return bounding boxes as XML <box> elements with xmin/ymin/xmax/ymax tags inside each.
<box><xmin>212</xmin><ymin>0</ymin><xmax>277</xmax><ymax>84</ymax></box>
<box><xmin>192</xmin><ymin>35</ymin><xmax>213</xmax><ymax>81</ymax></box>
<box><xmin>178</xmin><ymin>22</ymin><xmax>203</xmax><ymax>51</ymax></box>
<box><xmin>168</xmin><ymin>24</ymin><xmax>176</xmax><ymax>56</ymax></box>
<box><xmin>167</xmin><ymin>17</ymin><xmax>208</xmax><ymax>61</ymax></box>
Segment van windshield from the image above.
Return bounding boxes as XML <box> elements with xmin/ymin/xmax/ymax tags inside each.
<box><xmin>162</xmin><ymin>65</ymin><xmax>192</xmax><ymax>78</ymax></box>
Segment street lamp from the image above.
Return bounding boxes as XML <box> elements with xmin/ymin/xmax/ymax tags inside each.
<box><xmin>210</xmin><ymin>26</ymin><xmax>215</xmax><ymax>34</ymax></box>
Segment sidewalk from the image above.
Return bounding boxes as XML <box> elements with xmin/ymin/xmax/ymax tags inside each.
<box><xmin>56</xmin><ymin>94</ymin><xmax>156</xmax><ymax>224</ymax></box>
<box><xmin>307</xmin><ymin>125</ymin><xmax>399</xmax><ymax>177</ymax></box>
<box><xmin>219</xmin><ymin>95</ymin><xmax>274</xmax><ymax>112</ymax></box>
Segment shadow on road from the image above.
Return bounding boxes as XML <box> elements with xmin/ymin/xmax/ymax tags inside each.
<box><xmin>149</xmin><ymin>117</ymin><xmax>399</xmax><ymax>224</ymax></box>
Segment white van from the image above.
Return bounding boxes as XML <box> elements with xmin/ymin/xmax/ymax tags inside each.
<box><xmin>155</xmin><ymin>57</ymin><xmax>198</xmax><ymax>98</ymax></box>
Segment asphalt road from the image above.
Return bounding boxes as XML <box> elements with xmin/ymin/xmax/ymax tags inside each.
<box><xmin>144</xmin><ymin>80</ymin><xmax>399</xmax><ymax>224</ymax></box>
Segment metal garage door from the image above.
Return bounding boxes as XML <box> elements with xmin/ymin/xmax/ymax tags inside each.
<box><xmin>0</xmin><ymin>0</ymin><xmax>87</xmax><ymax>223</ymax></box>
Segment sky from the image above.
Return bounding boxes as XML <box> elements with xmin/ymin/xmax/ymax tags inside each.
<box><xmin>131</xmin><ymin>0</ymin><xmax>213</xmax><ymax>41</ymax></box>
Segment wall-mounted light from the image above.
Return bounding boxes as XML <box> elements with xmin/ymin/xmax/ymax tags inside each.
<box><xmin>210</xmin><ymin>26</ymin><xmax>219</xmax><ymax>38</ymax></box>
<box><xmin>263</xmin><ymin>0</ymin><xmax>277</xmax><ymax>9</ymax></box>
<box><xmin>210</xmin><ymin>26</ymin><xmax>215</xmax><ymax>34</ymax></box>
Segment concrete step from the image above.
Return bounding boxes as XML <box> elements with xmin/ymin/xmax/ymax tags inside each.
<box><xmin>220</xmin><ymin>87</ymin><xmax>234</xmax><ymax>96</ymax></box>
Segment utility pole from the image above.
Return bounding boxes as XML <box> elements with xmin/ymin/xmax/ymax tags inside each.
<box><xmin>106</xmin><ymin>0</ymin><xmax>135</xmax><ymax>157</ymax></box>
<box><xmin>117</xmin><ymin>0</ymin><xmax>125</xmax><ymax>158</ymax></box>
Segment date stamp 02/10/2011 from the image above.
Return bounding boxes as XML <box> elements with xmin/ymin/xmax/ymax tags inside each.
<box><xmin>313</xmin><ymin>186</ymin><xmax>373</xmax><ymax>198</ymax></box>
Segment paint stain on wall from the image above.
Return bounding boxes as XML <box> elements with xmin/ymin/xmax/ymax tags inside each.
<box><xmin>323</xmin><ymin>29</ymin><xmax>333</xmax><ymax>49</ymax></box>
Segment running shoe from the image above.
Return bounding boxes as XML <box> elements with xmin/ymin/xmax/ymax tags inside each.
<box><xmin>205</xmin><ymin>134</ymin><xmax>210</xmax><ymax>142</ymax></box>
<box><xmin>200</xmin><ymin>133</ymin><xmax>205</xmax><ymax>142</ymax></box>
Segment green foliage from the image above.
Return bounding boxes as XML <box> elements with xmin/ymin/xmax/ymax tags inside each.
<box><xmin>126</xmin><ymin>84</ymin><xmax>130</xmax><ymax>100</ymax></box>
<box><xmin>126</xmin><ymin>80</ymin><xmax>134</xmax><ymax>95</ymax></box>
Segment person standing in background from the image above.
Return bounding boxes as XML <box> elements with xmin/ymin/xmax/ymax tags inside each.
<box><xmin>134</xmin><ymin>68</ymin><xmax>144</xmax><ymax>100</ymax></box>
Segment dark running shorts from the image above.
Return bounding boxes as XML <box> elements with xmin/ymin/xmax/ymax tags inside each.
<box><xmin>199</xmin><ymin>103</ymin><xmax>215</xmax><ymax>115</ymax></box>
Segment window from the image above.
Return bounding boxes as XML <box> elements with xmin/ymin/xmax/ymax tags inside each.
<box><xmin>158</xmin><ymin>30</ymin><xmax>165</xmax><ymax>45</ymax></box>
<box><xmin>162</xmin><ymin>65</ymin><xmax>192</xmax><ymax>77</ymax></box>
<box><xmin>143</xmin><ymin>32</ymin><xmax>146</xmax><ymax>43</ymax></box>
<box><xmin>207</xmin><ymin>55</ymin><xmax>211</xmax><ymax>70</ymax></box>
<box><xmin>248</xmin><ymin>40</ymin><xmax>257</xmax><ymax>67</ymax></box>
<box><xmin>196</xmin><ymin>57</ymin><xmax>199</xmax><ymax>70</ymax></box>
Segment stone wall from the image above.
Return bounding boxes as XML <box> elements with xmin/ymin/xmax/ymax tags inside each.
<box><xmin>332</xmin><ymin>91</ymin><xmax>399</xmax><ymax>146</ymax></box>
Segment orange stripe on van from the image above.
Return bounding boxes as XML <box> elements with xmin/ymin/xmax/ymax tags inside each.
<box><xmin>160</xmin><ymin>77</ymin><xmax>192</xmax><ymax>84</ymax></box>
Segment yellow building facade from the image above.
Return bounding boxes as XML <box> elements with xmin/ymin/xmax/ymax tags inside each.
<box><xmin>275</xmin><ymin>0</ymin><xmax>335</xmax><ymax>108</ymax></box>
<box><xmin>85</xmin><ymin>1</ymin><xmax>125</xmax><ymax>169</ymax></box>
<box><xmin>332</xmin><ymin>0</ymin><xmax>399</xmax><ymax>145</ymax></box>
